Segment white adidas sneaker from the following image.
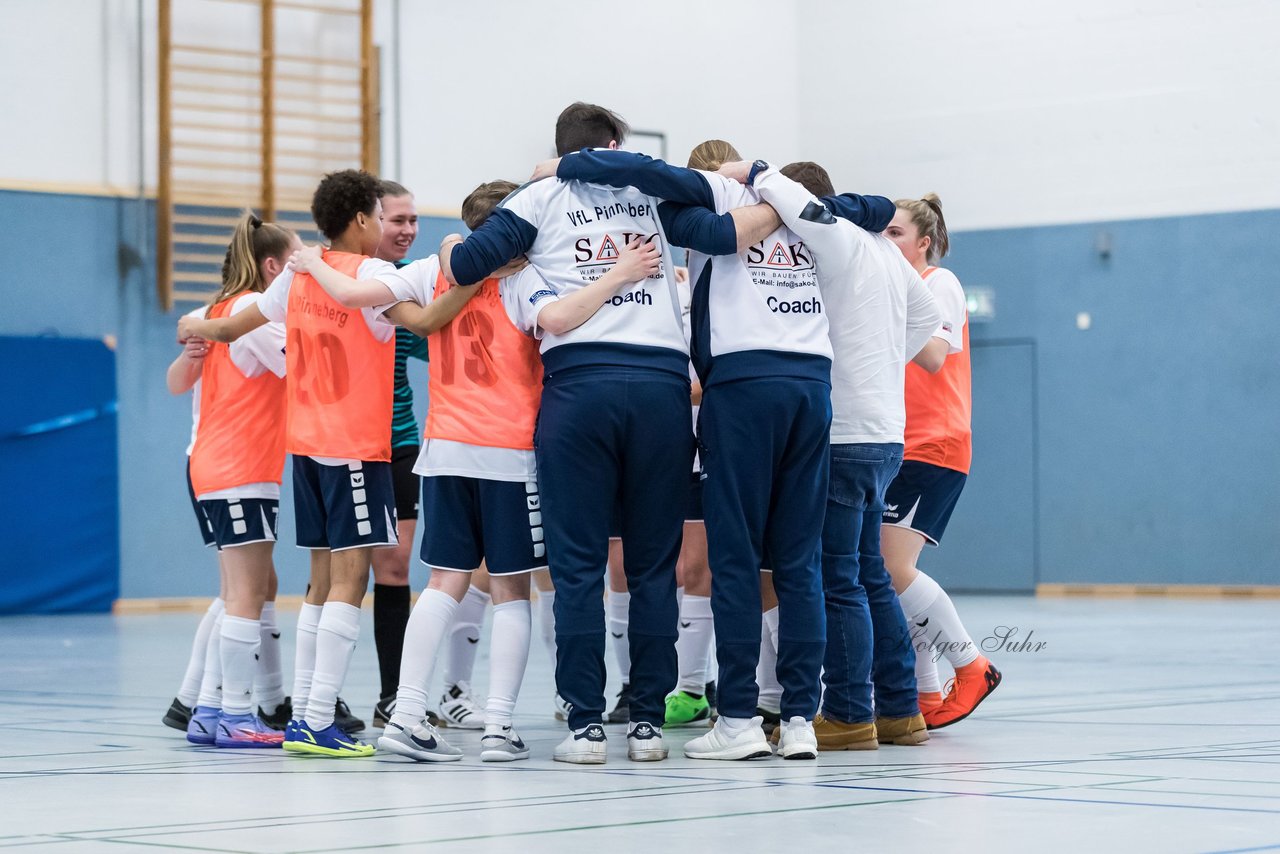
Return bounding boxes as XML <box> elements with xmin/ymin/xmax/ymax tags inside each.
<box><xmin>776</xmin><ymin>716</ymin><xmax>818</xmax><ymax>760</ymax></box>
<box><xmin>553</xmin><ymin>723</ymin><xmax>608</xmax><ymax>764</ymax></box>
<box><xmin>437</xmin><ymin>682</ymin><xmax>485</xmax><ymax>730</ymax></box>
<box><xmin>626</xmin><ymin>721</ymin><xmax>668</xmax><ymax>761</ymax></box>
<box><xmin>684</xmin><ymin>716</ymin><xmax>773</xmax><ymax>761</ymax></box>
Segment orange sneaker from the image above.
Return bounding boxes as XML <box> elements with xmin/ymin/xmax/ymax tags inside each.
<box><xmin>924</xmin><ymin>657</ymin><xmax>1001</xmax><ymax>730</ymax></box>
<box><xmin>917</xmin><ymin>691</ymin><xmax>944</xmax><ymax>717</ymax></box>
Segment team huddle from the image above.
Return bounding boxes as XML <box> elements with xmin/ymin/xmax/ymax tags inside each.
<box><xmin>164</xmin><ymin>101</ymin><xmax>1000</xmax><ymax>765</ymax></box>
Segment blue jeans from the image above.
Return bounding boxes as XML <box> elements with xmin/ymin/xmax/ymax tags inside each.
<box><xmin>821</xmin><ymin>442</ymin><xmax>917</xmax><ymax>722</ymax></box>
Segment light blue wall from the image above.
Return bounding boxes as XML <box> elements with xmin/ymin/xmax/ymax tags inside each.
<box><xmin>941</xmin><ymin>210</ymin><xmax>1280</xmax><ymax>586</ymax></box>
<box><xmin>0</xmin><ymin>189</ymin><xmax>461</xmax><ymax>600</ymax></box>
<box><xmin>3</xmin><ymin>189</ymin><xmax>1277</xmax><ymax>599</ymax></box>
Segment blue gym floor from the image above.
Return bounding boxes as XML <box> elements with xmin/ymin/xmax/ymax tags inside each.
<box><xmin>1</xmin><ymin>596</ymin><xmax>1278</xmax><ymax>853</ymax></box>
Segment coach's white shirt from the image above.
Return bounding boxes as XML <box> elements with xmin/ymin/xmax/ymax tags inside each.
<box><xmin>449</xmin><ymin>169</ymin><xmax>688</xmax><ymax>379</ymax></box>
<box><xmin>752</xmin><ymin>165</ymin><xmax>942</xmax><ymax>445</ymax></box>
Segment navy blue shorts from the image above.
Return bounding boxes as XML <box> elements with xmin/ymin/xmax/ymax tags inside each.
<box><xmin>186</xmin><ymin>460</ymin><xmax>216</xmax><ymax>548</ymax></box>
<box><xmin>882</xmin><ymin>460</ymin><xmax>967</xmax><ymax>546</ymax></box>
<box><xmin>199</xmin><ymin>497</ymin><xmax>280</xmax><ymax>550</ymax></box>
<box><xmin>292</xmin><ymin>455</ymin><xmax>398</xmax><ymax>552</ymax></box>
<box><xmin>419</xmin><ymin>475</ymin><xmax>547</xmax><ymax>575</ymax></box>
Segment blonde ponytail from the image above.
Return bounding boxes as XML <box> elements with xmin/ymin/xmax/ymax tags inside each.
<box><xmin>687</xmin><ymin>139</ymin><xmax>742</xmax><ymax>172</ymax></box>
<box><xmin>894</xmin><ymin>194</ymin><xmax>950</xmax><ymax>264</ymax></box>
<box><xmin>209</xmin><ymin>210</ymin><xmax>294</xmax><ymax>309</ymax></box>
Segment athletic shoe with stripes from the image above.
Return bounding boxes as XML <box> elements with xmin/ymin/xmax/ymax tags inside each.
<box><xmin>684</xmin><ymin>716</ymin><xmax>773</xmax><ymax>761</ymax></box>
<box><xmin>437</xmin><ymin>682</ymin><xmax>484</xmax><ymax>729</ymax></box>
<box><xmin>554</xmin><ymin>693</ymin><xmax>573</xmax><ymax>722</ymax></box>
<box><xmin>664</xmin><ymin>690</ymin><xmax>711</xmax><ymax>726</ymax></box>
<box><xmin>553</xmin><ymin>723</ymin><xmax>608</xmax><ymax>764</ymax></box>
<box><xmin>334</xmin><ymin>697</ymin><xmax>365</xmax><ymax>734</ymax></box>
<box><xmin>258</xmin><ymin>697</ymin><xmax>292</xmax><ymax>731</ymax></box>
<box><xmin>604</xmin><ymin>683</ymin><xmax>630</xmax><ymax>724</ymax></box>
<box><xmin>377</xmin><ymin>721</ymin><xmax>462</xmax><ymax>762</ymax></box>
<box><xmin>626</xmin><ymin>721</ymin><xmax>668</xmax><ymax>761</ymax></box>
<box><xmin>776</xmin><ymin>716</ymin><xmax>818</xmax><ymax>760</ymax></box>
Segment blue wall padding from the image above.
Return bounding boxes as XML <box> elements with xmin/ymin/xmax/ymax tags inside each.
<box><xmin>0</xmin><ymin>336</ymin><xmax>120</xmax><ymax>613</ymax></box>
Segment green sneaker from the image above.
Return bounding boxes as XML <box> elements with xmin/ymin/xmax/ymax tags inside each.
<box><xmin>664</xmin><ymin>691</ymin><xmax>711</xmax><ymax>726</ymax></box>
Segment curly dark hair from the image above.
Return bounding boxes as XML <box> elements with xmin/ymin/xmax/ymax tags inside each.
<box><xmin>311</xmin><ymin>169</ymin><xmax>383</xmax><ymax>240</ymax></box>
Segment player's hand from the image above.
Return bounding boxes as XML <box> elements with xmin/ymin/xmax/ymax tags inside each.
<box><xmin>613</xmin><ymin>237</ymin><xmax>661</xmax><ymax>283</ymax></box>
<box><xmin>674</xmin><ymin>265</ymin><xmax>689</xmax><ymax>285</ymax></box>
<box><xmin>530</xmin><ymin>157</ymin><xmax>561</xmax><ymax>182</ymax></box>
<box><xmin>181</xmin><ymin>337</ymin><xmax>209</xmax><ymax>362</ymax></box>
<box><xmin>717</xmin><ymin>160</ymin><xmax>753</xmax><ymax>184</ymax></box>
<box><xmin>287</xmin><ymin>244</ymin><xmax>324</xmax><ymax>273</ymax></box>
<box><xmin>177</xmin><ymin>314</ymin><xmax>200</xmax><ymax>343</ymax></box>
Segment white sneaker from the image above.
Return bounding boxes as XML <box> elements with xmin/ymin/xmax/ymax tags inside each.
<box><xmin>553</xmin><ymin>723</ymin><xmax>608</xmax><ymax>764</ymax></box>
<box><xmin>437</xmin><ymin>682</ymin><xmax>485</xmax><ymax>729</ymax></box>
<box><xmin>553</xmin><ymin>693</ymin><xmax>572</xmax><ymax>722</ymax></box>
<box><xmin>777</xmin><ymin>716</ymin><xmax>818</xmax><ymax>760</ymax></box>
<box><xmin>626</xmin><ymin>721</ymin><xmax>668</xmax><ymax>761</ymax></box>
<box><xmin>480</xmin><ymin>725</ymin><xmax>530</xmax><ymax>762</ymax></box>
<box><xmin>376</xmin><ymin>721</ymin><xmax>463</xmax><ymax>762</ymax></box>
<box><xmin>684</xmin><ymin>716</ymin><xmax>773</xmax><ymax>761</ymax></box>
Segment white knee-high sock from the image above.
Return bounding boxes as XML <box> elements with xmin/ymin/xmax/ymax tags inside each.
<box><xmin>178</xmin><ymin>598</ymin><xmax>224</xmax><ymax>706</ymax></box>
<box><xmin>675</xmin><ymin>594</ymin><xmax>714</xmax><ymax>693</ymax></box>
<box><xmin>608</xmin><ymin>589</ymin><xmax>631</xmax><ymax>683</ymax></box>
<box><xmin>442</xmin><ymin>585</ymin><xmax>490</xmax><ymax>689</ymax></box>
<box><xmin>305</xmin><ymin>601</ymin><xmax>362</xmax><ymax>730</ymax></box>
<box><xmin>485</xmin><ymin>600</ymin><xmax>532</xmax><ymax>728</ymax></box>
<box><xmin>900</xmin><ymin>571</ymin><xmax>978</xmax><ymax>670</ymax></box>
<box><xmin>391</xmin><ymin>588</ymin><xmax>460</xmax><ymax>729</ymax></box>
<box><xmin>291</xmin><ymin>603</ymin><xmax>323</xmax><ymax>720</ymax></box>
<box><xmin>535</xmin><ymin>588</ymin><xmax>557</xmax><ymax>669</ymax></box>
<box><xmin>757</xmin><ymin>608</ymin><xmax>782</xmax><ymax>713</ymax></box>
<box><xmin>254</xmin><ymin>602</ymin><xmax>285</xmax><ymax>709</ymax></box>
<box><xmin>196</xmin><ymin>613</ymin><xmax>225</xmax><ymax>710</ymax></box>
<box><xmin>219</xmin><ymin>616</ymin><xmax>261</xmax><ymax>716</ymax></box>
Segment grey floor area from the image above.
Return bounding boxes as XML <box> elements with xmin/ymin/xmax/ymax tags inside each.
<box><xmin>1</xmin><ymin>596</ymin><xmax>1278</xmax><ymax>853</ymax></box>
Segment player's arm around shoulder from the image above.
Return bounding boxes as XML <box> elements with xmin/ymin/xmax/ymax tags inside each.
<box><xmin>535</xmin><ymin>238</ymin><xmax>661</xmax><ymax>336</ymax></box>
<box><xmin>287</xmin><ymin>245</ymin><xmax>395</xmax><ymax>308</ymax></box>
<box><xmin>383</xmin><ymin>251</ymin><xmax>482</xmax><ymax>338</ymax></box>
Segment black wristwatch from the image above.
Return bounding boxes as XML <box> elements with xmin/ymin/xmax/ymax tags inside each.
<box><xmin>747</xmin><ymin>159</ymin><xmax>770</xmax><ymax>186</ymax></box>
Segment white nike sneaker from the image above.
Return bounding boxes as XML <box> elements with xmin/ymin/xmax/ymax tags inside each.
<box><xmin>684</xmin><ymin>716</ymin><xmax>773</xmax><ymax>761</ymax></box>
<box><xmin>437</xmin><ymin>682</ymin><xmax>485</xmax><ymax>729</ymax></box>
<box><xmin>376</xmin><ymin>721</ymin><xmax>463</xmax><ymax>762</ymax></box>
<box><xmin>777</xmin><ymin>716</ymin><xmax>818</xmax><ymax>760</ymax></box>
<box><xmin>626</xmin><ymin>721</ymin><xmax>668</xmax><ymax>761</ymax></box>
<box><xmin>553</xmin><ymin>723</ymin><xmax>608</xmax><ymax>764</ymax></box>
<box><xmin>480</xmin><ymin>725</ymin><xmax>530</xmax><ymax>762</ymax></box>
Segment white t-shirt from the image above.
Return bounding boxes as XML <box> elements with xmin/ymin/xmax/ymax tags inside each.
<box><xmin>753</xmin><ymin>166</ymin><xmax>942</xmax><ymax>445</ymax></box>
<box><xmin>492</xmin><ymin>175</ymin><xmax>688</xmax><ymax>359</ymax></box>
<box><xmin>186</xmin><ymin>292</ymin><xmax>288</xmax><ymax>499</ymax></box>
<box><xmin>373</xmin><ymin>255</ymin><xmax>539</xmax><ymax>483</ymax></box>
<box><xmin>924</xmin><ymin>268</ymin><xmax>967</xmax><ymax>353</ymax></box>
<box><xmin>686</xmin><ymin>171</ymin><xmax>832</xmax><ymax>364</ymax></box>
<box><xmin>258</xmin><ymin>258</ymin><xmax>396</xmax><ymax>467</ymax></box>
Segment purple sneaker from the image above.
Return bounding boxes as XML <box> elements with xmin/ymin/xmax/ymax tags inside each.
<box><xmin>216</xmin><ymin>712</ymin><xmax>285</xmax><ymax>748</ymax></box>
<box><xmin>186</xmin><ymin>706</ymin><xmax>219</xmax><ymax>745</ymax></box>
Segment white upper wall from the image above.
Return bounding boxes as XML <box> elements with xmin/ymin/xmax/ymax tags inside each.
<box><xmin>386</xmin><ymin>0</ymin><xmax>801</xmax><ymax>212</ymax></box>
<box><xmin>2</xmin><ymin>0</ymin><xmax>1276</xmax><ymax>231</ymax></box>
<box><xmin>797</xmin><ymin>0</ymin><xmax>1280</xmax><ymax>230</ymax></box>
